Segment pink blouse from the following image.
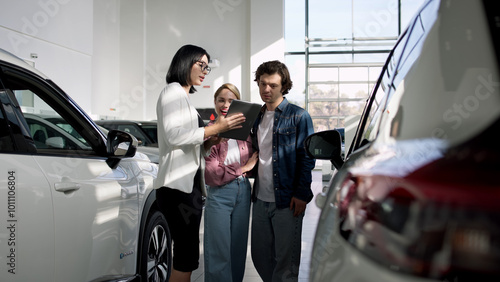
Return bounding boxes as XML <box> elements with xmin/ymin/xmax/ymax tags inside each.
<box><xmin>204</xmin><ymin>135</ymin><xmax>254</xmax><ymax>187</ymax></box>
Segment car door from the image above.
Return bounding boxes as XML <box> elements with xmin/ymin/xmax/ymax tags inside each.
<box><xmin>0</xmin><ymin>88</ymin><xmax>55</xmax><ymax>281</ymax></box>
<box><xmin>0</xmin><ymin>65</ymin><xmax>141</xmax><ymax>281</ymax></box>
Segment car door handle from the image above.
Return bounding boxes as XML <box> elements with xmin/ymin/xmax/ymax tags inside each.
<box><xmin>54</xmin><ymin>182</ymin><xmax>81</xmax><ymax>192</ymax></box>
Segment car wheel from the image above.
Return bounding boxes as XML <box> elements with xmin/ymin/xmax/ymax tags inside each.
<box><xmin>140</xmin><ymin>210</ymin><xmax>171</xmax><ymax>282</ymax></box>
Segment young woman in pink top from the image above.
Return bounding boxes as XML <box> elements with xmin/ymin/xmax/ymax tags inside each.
<box><xmin>203</xmin><ymin>83</ymin><xmax>259</xmax><ymax>282</ymax></box>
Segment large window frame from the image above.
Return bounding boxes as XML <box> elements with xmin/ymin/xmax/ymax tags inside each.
<box><xmin>285</xmin><ymin>0</ymin><xmax>426</xmax><ymax>132</ymax></box>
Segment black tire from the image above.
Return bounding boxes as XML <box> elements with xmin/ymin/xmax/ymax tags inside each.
<box><xmin>140</xmin><ymin>210</ymin><xmax>172</xmax><ymax>282</ymax></box>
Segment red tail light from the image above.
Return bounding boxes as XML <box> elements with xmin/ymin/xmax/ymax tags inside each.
<box><xmin>337</xmin><ymin>170</ymin><xmax>500</xmax><ymax>280</ymax></box>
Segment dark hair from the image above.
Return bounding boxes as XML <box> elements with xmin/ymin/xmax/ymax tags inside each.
<box><xmin>166</xmin><ymin>44</ymin><xmax>211</xmax><ymax>94</ymax></box>
<box><xmin>254</xmin><ymin>60</ymin><xmax>293</xmax><ymax>95</ymax></box>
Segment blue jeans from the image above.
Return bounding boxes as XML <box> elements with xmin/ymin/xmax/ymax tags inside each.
<box><xmin>251</xmin><ymin>199</ymin><xmax>304</xmax><ymax>282</ymax></box>
<box><xmin>204</xmin><ymin>176</ymin><xmax>251</xmax><ymax>282</ymax></box>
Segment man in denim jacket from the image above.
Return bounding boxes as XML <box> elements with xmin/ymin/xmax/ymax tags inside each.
<box><xmin>250</xmin><ymin>60</ymin><xmax>315</xmax><ymax>282</ymax></box>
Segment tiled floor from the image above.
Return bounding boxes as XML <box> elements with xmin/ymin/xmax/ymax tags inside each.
<box><xmin>191</xmin><ymin>170</ymin><xmax>325</xmax><ymax>282</ymax></box>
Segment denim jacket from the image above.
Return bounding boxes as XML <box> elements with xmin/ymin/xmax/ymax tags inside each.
<box><xmin>251</xmin><ymin>98</ymin><xmax>316</xmax><ymax>209</ymax></box>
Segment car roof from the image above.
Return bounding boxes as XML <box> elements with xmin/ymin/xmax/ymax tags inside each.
<box><xmin>0</xmin><ymin>48</ymin><xmax>48</xmax><ymax>79</ymax></box>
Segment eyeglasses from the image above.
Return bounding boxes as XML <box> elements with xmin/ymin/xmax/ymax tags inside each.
<box><xmin>197</xmin><ymin>61</ymin><xmax>211</xmax><ymax>74</ymax></box>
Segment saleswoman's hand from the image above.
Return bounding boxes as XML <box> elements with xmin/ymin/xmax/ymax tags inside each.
<box><xmin>204</xmin><ymin>113</ymin><xmax>245</xmax><ymax>139</ymax></box>
<box><xmin>215</xmin><ymin>113</ymin><xmax>246</xmax><ymax>132</ymax></box>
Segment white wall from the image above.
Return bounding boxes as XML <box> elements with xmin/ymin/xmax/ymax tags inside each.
<box><xmin>0</xmin><ymin>0</ymin><xmax>93</xmax><ymax>111</ymax></box>
<box><xmin>250</xmin><ymin>0</ymin><xmax>285</xmax><ymax>103</ymax></box>
<box><xmin>142</xmin><ymin>0</ymin><xmax>254</xmax><ymax>119</ymax></box>
<box><xmin>0</xmin><ymin>0</ymin><xmax>285</xmax><ymax>121</ymax></box>
<box><xmin>92</xmin><ymin>0</ymin><xmax>121</xmax><ymax>119</ymax></box>
<box><xmin>93</xmin><ymin>0</ymin><xmax>285</xmax><ymax>121</ymax></box>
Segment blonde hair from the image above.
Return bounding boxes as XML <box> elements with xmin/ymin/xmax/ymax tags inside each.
<box><xmin>214</xmin><ymin>83</ymin><xmax>241</xmax><ymax>100</ymax></box>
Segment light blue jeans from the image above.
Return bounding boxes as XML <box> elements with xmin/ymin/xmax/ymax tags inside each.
<box><xmin>251</xmin><ymin>199</ymin><xmax>304</xmax><ymax>282</ymax></box>
<box><xmin>204</xmin><ymin>176</ymin><xmax>251</xmax><ymax>282</ymax></box>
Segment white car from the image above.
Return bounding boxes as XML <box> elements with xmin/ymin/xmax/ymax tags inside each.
<box><xmin>306</xmin><ymin>0</ymin><xmax>500</xmax><ymax>281</ymax></box>
<box><xmin>0</xmin><ymin>48</ymin><xmax>171</xmax><ymax>281</ymax></box>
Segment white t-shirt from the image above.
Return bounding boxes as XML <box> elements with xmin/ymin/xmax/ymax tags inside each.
<box><xmin>224</xmin><ymin>139</ymin><xmax>241</xmax><ymax>166</ymax></box>
<box><xmin>257</xmin><ymin>110</ymin><xmax>275</xmax><ymax>202</ymax></box>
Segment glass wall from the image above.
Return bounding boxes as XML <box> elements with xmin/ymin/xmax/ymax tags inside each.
<box><xmin>285</xmin><ymin>0</ymin><xmax>426</xmax><ymax>131</ymax></box>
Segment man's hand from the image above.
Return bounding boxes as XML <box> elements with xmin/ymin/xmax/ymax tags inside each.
<box><xmin>290</xmin><ymin>197</ymin><xmax>307</xmax><ymax>217</ymax></box>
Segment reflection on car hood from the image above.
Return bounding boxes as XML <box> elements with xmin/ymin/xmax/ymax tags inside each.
<box><xmin>350</xmin><ymin>138</ymin><xmax>448</xmax><ymax>178</ymax></box>
<box><xmin>136</xmin><ymin>146</ymin><xmax>159</xmax><ymax>164</ymax></box>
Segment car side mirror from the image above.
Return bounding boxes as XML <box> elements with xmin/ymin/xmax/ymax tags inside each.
<box><xmin>304</xmin><ymin>129</ymin><xmax>344</xmax><ymax>170</ymax></box>
<box><xmin>106</xmin><ymin>130</ymin><xmax>138</xmax><ymax>168</ymax></box>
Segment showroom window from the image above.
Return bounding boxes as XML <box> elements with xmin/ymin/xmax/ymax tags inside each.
<box><xmin>285</xmin><ymin>0</ymin><xmax>426</xmax><ymax>131</ymax></box>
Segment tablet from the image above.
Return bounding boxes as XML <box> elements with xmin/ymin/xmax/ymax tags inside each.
<box><xmin>218</xmin><ymin>99</ymin><xmax>262</xmax><ymax>140</ymax></box>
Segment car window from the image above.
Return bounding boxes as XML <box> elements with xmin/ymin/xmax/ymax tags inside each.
<box><xmin>391</xmin><ymin>1</ymin><xmax>438</xmax><ymax>99</ymax></box>
<box><xmin>0</xmin><ymin>91</ymin><xmax>15</xmax><ymax>152</ymax></box>
<box><xmin>0</xmin><ymin>68</ymin><xmax>100</xmax><ymax>156</ymax></box>
<box><xmin>24</xmin><ymin>114</ymin><xmax>91</xmax><ymax>150</ymax></box>
<box><xmin>379</xmin><ymin>0</ymin><xmax>500</xmax><ymax>144</ymax></box>
<box><xmin>354</xmin><ymin>29</ymin><xmax>412</xmax><ymax>149</ymax></box>
<box><xmin>45</xmin><ymin>117</ymin><xmax>89</xmax><ymax>143</ymax></box>
<box><xmin>355</xmin><ymin>63</ymin><xmax>393</xmax><ymax>148</ymax></box>
<box><xmin>392</xmin><ymin>15</ymin><xmax>425</xmax><ymax>91</ymax></box>
<box><xmin>140</xmin><ymin>124</ymin><xmax>158</xmax><ymax>143</ymax></box>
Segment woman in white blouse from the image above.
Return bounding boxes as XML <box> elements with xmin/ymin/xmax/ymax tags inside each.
<box><xmin>155</xmin><ymin>45</ymin><xmax>245</xmax><ymax>282</ymax></box>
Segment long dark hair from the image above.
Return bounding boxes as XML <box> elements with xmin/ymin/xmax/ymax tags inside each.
<box><xmin>166</xmin><ymin>44</ymin><xmax>211</xmax><ymax>94</ymax></box>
